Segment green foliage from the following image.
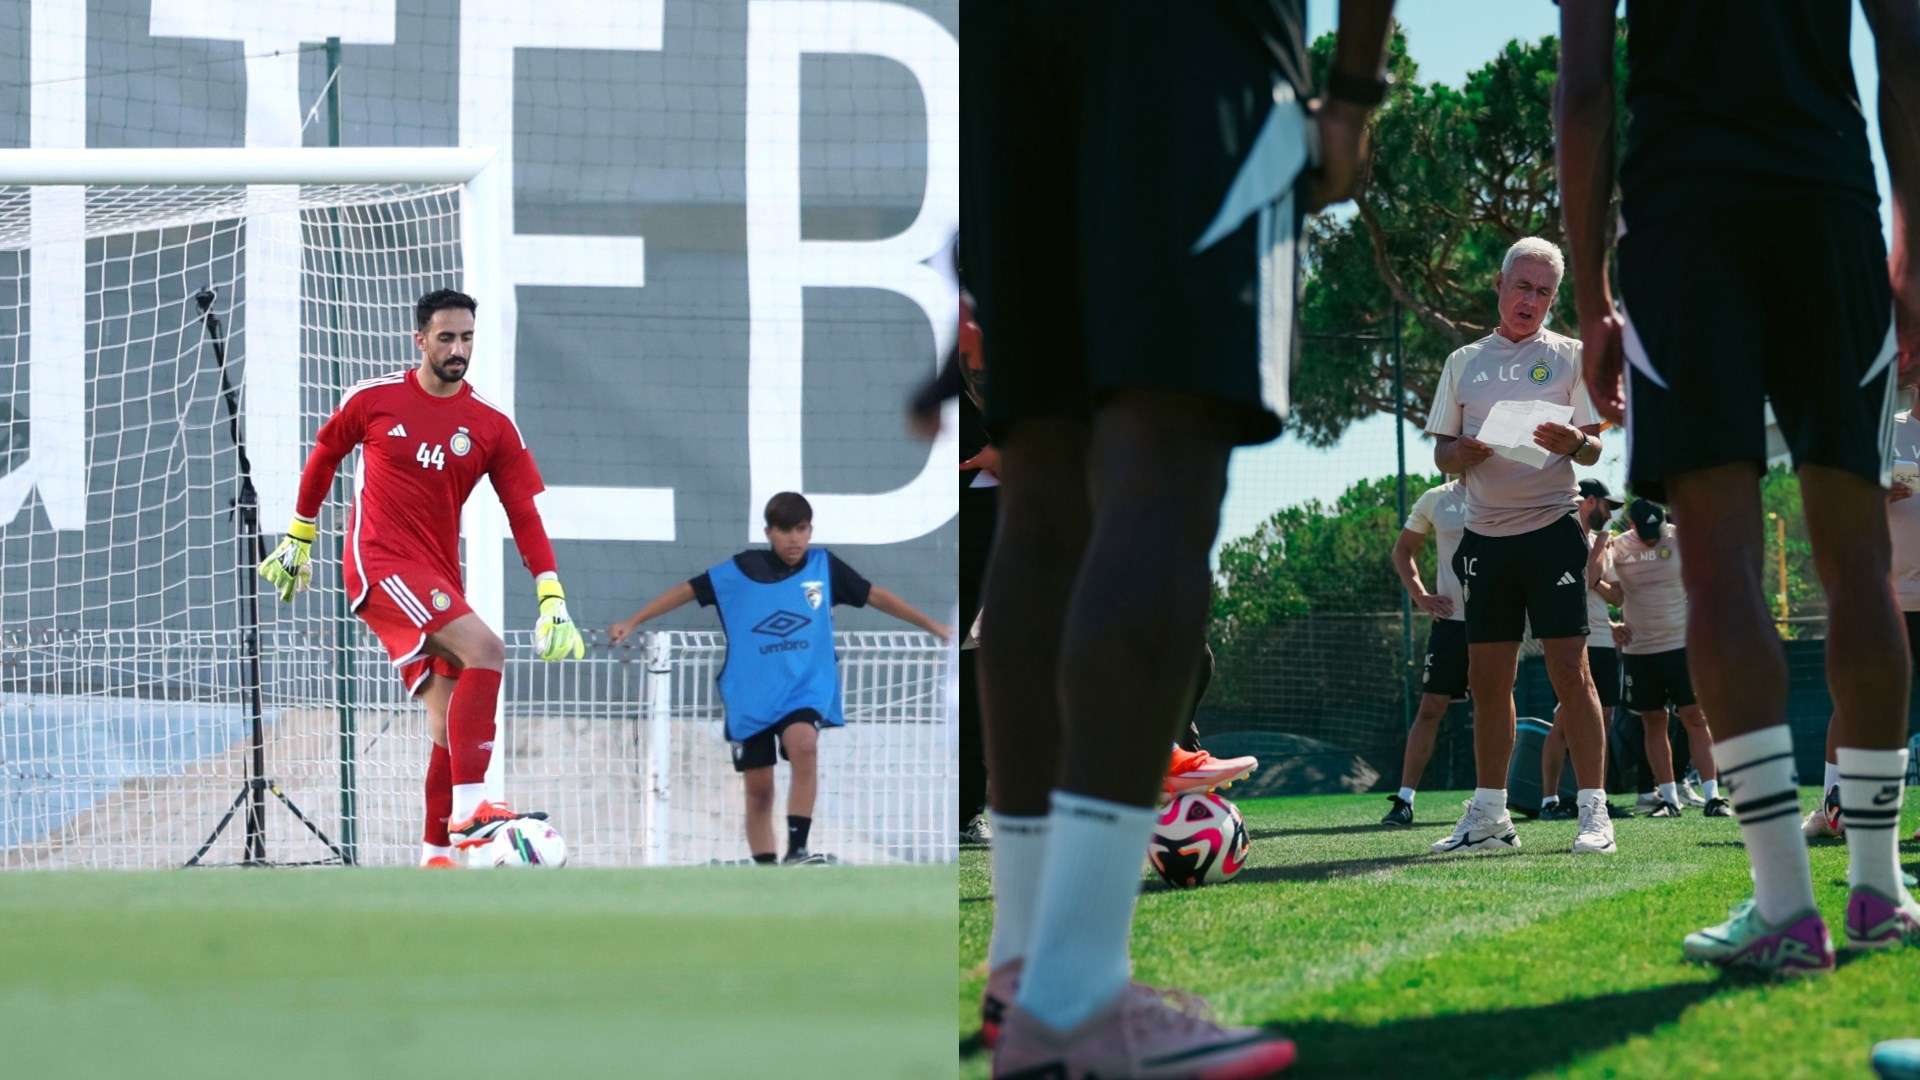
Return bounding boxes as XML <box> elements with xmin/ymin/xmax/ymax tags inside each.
<box><xmin>1292</xmin><ymin>22</ymin><xmax>1630</xmax><ymax>447</ymax></box>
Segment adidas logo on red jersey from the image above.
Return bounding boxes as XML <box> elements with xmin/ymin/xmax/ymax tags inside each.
<box><xmin>387</xmin><ymin>423</ymin><xmax>407</xmax><ymax>437</ymax></box>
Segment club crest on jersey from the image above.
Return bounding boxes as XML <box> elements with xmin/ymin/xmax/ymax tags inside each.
<box><xmin>1528</xmin><ymin>361</ymin><xmax>1551</xmax><ymax>384</ymax></box>
<box><xmin>430</xmin><ymin>589</ymin><xmax>452</xmax><ymax>611</ymax></box>
<box><xmin>1658</xmin><ymin>546</ymin><xmax>1672</xmax><ymax>560</ymax></box>
<box><xmin>449</xmin><ymin>429</ymin><xmax>472</xmax><ymax>457</ymax></box>
<box><xmin>801</xmin><ymin>580</ymin><xmax>824</xmax><ymax>610</ymax></box>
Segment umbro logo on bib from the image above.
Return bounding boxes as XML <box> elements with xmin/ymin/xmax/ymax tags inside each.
<box><xmin>388</xmin><ymin>423</ymin><xmax>408</xmax><ymax>437</ymax></box>
<box><xmin>1556</xmin><ymin>572</ymin><xmax>1578</xmax><ymax>586</ymax></box>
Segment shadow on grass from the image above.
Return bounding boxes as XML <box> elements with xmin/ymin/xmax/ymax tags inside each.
<box><xmin>1248</xmin><ymin>823</ymin><xmax>1414</xmax><ymax>840</ymax></box>
<box><xmin>1277</xmin><ymin>978</ymin><xmax>1731</xmax><ymax>1079</ymax></box>
<box><xmin>1173</xmin><ymin>852</ymin><xmax>1430</xmax><ymax>887</ymax></box>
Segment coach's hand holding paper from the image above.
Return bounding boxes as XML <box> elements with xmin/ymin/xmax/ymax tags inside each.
<box><xmin>1476</xmin><ymin>399</ymin><xmax>1577</xmax><ymax>469</ymax></box>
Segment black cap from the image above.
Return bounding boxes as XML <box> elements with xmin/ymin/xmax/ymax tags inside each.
<box><xmin>1627</xmin><ymin>497</ymin><xmax>1665</xmax><ymax>541</ymax></box>
<box><xmin>1578</xmin><ymin>479</ymin><xmax>1624</xmax><ymax>508</ymax></box>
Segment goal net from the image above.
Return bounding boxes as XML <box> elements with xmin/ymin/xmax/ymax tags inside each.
<box><xmin>0</xmin><ymin>152</ymin><xmax>954</xmax><ymax>869</ymax></box>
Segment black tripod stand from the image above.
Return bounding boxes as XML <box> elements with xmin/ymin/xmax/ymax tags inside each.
<box><xmin>185</xmin><ymin>287</ymin><xmax>347</xmax><ymax>867</ymax></box>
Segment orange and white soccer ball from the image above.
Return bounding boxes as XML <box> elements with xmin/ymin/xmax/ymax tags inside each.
<box><xmin>1147</xmin><ymin>792</ymin><xmax>1249</xmax><ymax>888</ymax></box>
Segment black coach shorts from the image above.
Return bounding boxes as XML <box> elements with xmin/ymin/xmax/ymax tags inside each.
<box><xmin>962</xmin><ymin>4</ymin><xmax>1307</xmax><ymax>446</ymax></box>
<box><xmin>1420</xmin><ymin>618</ymin><xmax>1469</xmax><ymax>701</ymax></box>
<box><xmin>730</xmin><ymin>709</ymin><xmax>823</xmax><ymax>773</ymax></box>
<box><xmin>1588</xmin><ymin>645</ymin><xmax>1621</xmax><ymax>710</ymax></box>
<box><xmin>1619</xmin><ymin>194</ymin><xmax>1896</xmax><ymax>503</ymax></box>
<box><xmin>1623</xmin><ymin>648</ymin><xmax>1696</xmax><ymax>713</ymax></box>
<box><xmin>1453</xmin><ymin>513</ymin><xmax>1591</xmax><ymax>644</ymax></box>
<box><xmin>1907</xmin><ymin>611</ymin><xmax>1920</xmax><ymax>674</ymax></box>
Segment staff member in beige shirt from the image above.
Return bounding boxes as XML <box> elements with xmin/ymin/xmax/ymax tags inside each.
<box><xmin>1424</xmin><ymin>236</ymin><xmax>1613</xmax><ymax>857</ymax></box>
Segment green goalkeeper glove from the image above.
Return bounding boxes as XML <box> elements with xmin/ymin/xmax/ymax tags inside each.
<box><xmin>258</xmin><ymin>517</ymin><xmax>315</xmax><ymax>603</ymax></box>
<box><xmin>534</xmin><ymin>577</ymin><xmax>585</xmax><ymax>661</ymax></box>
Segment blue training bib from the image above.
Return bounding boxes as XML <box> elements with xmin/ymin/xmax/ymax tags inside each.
<box><xmin>707</xmin><ymin>548</ymin><xmax>844</xmax><ymax>741</ymax></box>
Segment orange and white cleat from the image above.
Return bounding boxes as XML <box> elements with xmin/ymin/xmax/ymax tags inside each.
<box><xmin>1163</xmin><ymin>747</ymin><xmax>1258</xmax><ymax>801</ymax></box>
<box><xmin>421</xmin><ymin>855</ymin><xmax>460</xmax><ymax>869</ymax></box>
<box><xmin>448</xmin><ymin>800</ymin><xmax>546</xmax><ymax>849</ymax></box>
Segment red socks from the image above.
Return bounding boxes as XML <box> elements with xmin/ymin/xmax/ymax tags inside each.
<box><xmin>423</xmin><ymin>741</ymin><xmax>452</xmax><ymax>846</ymax></box>
<box><xmin>448</xmin><ymin>667</ymin><xmax>502</xmax><ymax>786</ymax></box>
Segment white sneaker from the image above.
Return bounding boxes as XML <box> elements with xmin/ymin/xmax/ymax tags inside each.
<box><xmin>1574</xmin><ymin>796</ymin><xmax>1617</xmax><ymax>854</ymax></box>
<box><xmin>1802</xmin><ymin>804</ymin><xmax>1842</xmax><ymax>839</ymax></box>
<box><xmin>1679</xmin><ymin>776</ymin><xmax>1707</xmax><ymax>807</ymax></box>
<box><xmin>1635</xmin><ymin>792</ymin><xmax>1659</xmax><ymax>813</ymax></box>
<box><xmin>1430</xmin><ymin>799</ymin><xmax>1520</xmax><ymax>855</ymax></box>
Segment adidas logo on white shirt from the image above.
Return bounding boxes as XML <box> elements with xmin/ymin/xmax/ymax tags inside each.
<box><xmin>388</xmin><ymin>423</ymin><xmax>408</xmax><ymax>437</ymax></box>
<box><xmin>1473</xmin><ymin>371</ymin><xmax>1490</xmax><ymax>383</ymax></box>
<box><xmin>1556</xmin><ymin>571</ymin><xmax>1579</xmax><ymax>586</ymax></box>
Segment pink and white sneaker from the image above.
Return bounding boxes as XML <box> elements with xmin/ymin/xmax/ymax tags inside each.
<box><xmin>992</xmin><ymin>982</ymin><xmax>1296</xmax><ymax>1079</ymax></box>
<box><xmin>1843</xmin><ymin>885</ymin><xmax>1920</xmax><ymax>950</ymax></box>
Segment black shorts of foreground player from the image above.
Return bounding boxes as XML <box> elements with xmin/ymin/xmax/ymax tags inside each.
<box><xmin>1423</xmin><ymin>236</ymin><xmax>1613</xmax><ymax>858</ymax></box>
<box><xmin>607</xmin><ymin>493</ymin><xmax>949</xmax><ymax>866</ymax></box>
<box><xmin>1559</xmin><ymin>0</ymin><xmax>1920</xmax><ymax>974</ymax></box>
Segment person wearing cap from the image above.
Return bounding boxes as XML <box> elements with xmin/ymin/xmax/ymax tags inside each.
<box><xmin>1538</xmin><ymin>479</ymin><xmax>1632</xmax><ymax>818</ymax></box>
<box><xmin>1423</xmin><ymin>235</ymin><xmax>1614</xmax><ymax>857</ymax></box>
<box><xmin>1605</xmin><ymin>499</ymin><xmax>1730</xmax><ymax>819</ymax></box>
<box><xmin>1383</xmin><ymin>476</ymin><xmax>1472</xmax><ymax>826</ymax></box>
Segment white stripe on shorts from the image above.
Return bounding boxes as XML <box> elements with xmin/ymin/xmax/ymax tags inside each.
<box><xmin>380</xmin><ymin>575</ymin><xmax>431</xmax><ymax>627</ymax></box>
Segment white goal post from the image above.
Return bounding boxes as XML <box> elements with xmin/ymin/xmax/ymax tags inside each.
<box><xmin>0</xmin><ymin>148</ymin><xmax>955</xmax><ymax>869</ymax></box>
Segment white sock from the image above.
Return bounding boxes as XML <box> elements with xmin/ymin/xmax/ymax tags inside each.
<box><xmin>1658</xmin><ymin>781</ymin><xmax>1678</xmax><ymax>805</ymax></box>
<box><xmin>1701</xmin><ymin>778</ymin><xmax>1719</xmax><ymax>801</ymax></box>
<box><xmin>1717</xmin><ymin>726</ymin><xmax>1816</xmax><ymax>923</ymax></box>
<box><xmin>1540</xmin><ymin>794</ymin><xmax>1559</xmax><ymax>808</ymax></box>
<box><xmin>1824</xmin><ymin>760</ymin><xmax>1841</xmax><ymax>793</ymax></box>
<box><xmin>986</xmin><ymin>813</ymin><xmax>1048</xmax><ymax>970</ymax></box>
<box><xmin>1017</xmin><ymin>791</ymin><xmax>1158</xmax><ymax>1031</ymax></box>
<box><xmin>1836</xmin><ymin>747</ymin><xmax>1911</xmax><ymax>899</ymax></box>
<box><xmin>451</xmin><ymin>783</ymin><xmax>486</xmax><ymax>827</ymax></box>
<box><xmin>1577</xmin><ymin>787</ymin><xmax>1605</xmax><ymax>808</ymax></box>
<box><xmin>1472</xmin><ymin>787</ymin><xmax>1507</xmax><ymax>814</ymax></box>
<box><xmin>1398</xmin><ymin>786</ymin><xmax>1416</xmax><ymax>804</ymax></box>
<box><xmin>420</xmin><ymin>843</ymin><xmax>452</xmax><ymax>864</ymax></box>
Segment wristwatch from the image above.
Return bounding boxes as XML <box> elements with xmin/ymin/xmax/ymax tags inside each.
<box><xmin>1576</xmin><ymin>432</ymin><xmax>1593</xmax><ymax>458</ymax></box>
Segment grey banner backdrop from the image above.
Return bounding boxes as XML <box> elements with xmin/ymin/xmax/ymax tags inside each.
<box><xmin>0</xmin><ymin>0</ymin><xmax>958</xmax><ymax>636</ymax></box>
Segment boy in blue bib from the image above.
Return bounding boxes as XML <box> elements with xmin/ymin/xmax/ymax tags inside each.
<box><xmin>610</xmin><ymin>492</ymin><xmax>950</xmax><ymax>863</ymax></box>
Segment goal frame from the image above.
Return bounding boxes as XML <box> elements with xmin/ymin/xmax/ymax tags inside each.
<box><xmin>0</xmin><ymin>147</ymin><xmax>511</xmax><ymax>864</ymax></box>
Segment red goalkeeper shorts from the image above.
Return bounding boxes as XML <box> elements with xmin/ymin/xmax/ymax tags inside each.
<box><xmin>354</xmin><ymin>564</ymin><xmax>470</xmax><ymax>695</ymax></box>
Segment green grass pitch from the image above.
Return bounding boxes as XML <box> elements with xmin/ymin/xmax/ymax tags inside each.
<box><xmin>959</xmin><ymin>792</ymin><xmax>1920</xmax><ymax>1079</ymax></box>
<box><xmin>0</xmin><ymin>864</ymin><xmax>953</xmax><ymax>1080</ymax></box>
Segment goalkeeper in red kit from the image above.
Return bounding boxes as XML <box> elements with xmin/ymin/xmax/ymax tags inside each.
<box><xmin>258</xmin><ymin>288</ymin><xmax>585</xmax><ymax>867</ymax></box>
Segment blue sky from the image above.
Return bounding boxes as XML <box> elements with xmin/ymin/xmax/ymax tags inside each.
<box><xmin>1216</xmin><ymin>1</ymin><xmax>1894</xmax><ymax>559</ymax></box>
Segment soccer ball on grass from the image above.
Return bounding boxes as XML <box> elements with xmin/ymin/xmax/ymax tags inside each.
<box><xmin>1147</xmin><ymin>791</ymin><xmax>1249</xmax><ymax>888</ymax></box>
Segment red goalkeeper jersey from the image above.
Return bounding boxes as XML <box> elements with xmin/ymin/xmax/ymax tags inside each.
<box><xmin>301</xmin><ymin>369</ymin><xmax>546</xmax><ymax>609</ymax></box>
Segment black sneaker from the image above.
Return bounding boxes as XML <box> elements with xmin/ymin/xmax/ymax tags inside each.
<box><xmin>1539</xmin><ymin>800</ymin><xmax>1577</xmax><ymax>821</ymax></box>
<box><xmin>1647</xmin><ymin>799</ymin><xmax>1684</xmax><ymax>818</ymax></box>
<box><xmin>1381</xmin><ymin>795</ymin><xmax>1414</xmax><ymax>827</ymax></box>
<box><xmin>1703</xmin><ymin>796</ymin><xmax>1733</xmax><ymax>818</ymax></box>
<box><xmin>783</xmin><ymin>849</ymin><xmax>839</xmax><ymax>865</ymax></box>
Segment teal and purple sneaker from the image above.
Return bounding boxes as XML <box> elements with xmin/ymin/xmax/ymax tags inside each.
<box><xmin>1843</xmin><ymin>885</ymin><xmax>1920</xmax><ymax>950</ymax></box>
<box><xmin>1872</xmin><ymin>1039</ymin><xmax>1920</xmax><ymax>1080</ymax></box>
<box><xmin>1682</xmin><ymin>899</ymin><xmax>1834</xmax><ymax>977</ymax></box>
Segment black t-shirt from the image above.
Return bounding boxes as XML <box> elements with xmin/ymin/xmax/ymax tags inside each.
<box><xmin>689</xmin><ymin>549</ymin><xmax>873</xmax><ymax>609</ymax></box>
<box><xmin>1620</xmin><ymin>0</ymin><xmax>1877</xmax><ymax>218</ymax></box>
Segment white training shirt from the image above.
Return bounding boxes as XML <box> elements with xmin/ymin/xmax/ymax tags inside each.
<box><xmin>1425</xmin><ymin>327</ymin><xmax>1601</xmax><ymax>537</ymax></box>
<box><xmin>1585</xmin><ymin>536</ymin><xmax>1615</xmax><ymax>651</ymax></box>
<box><xmin>1890</xmin><ymin>411</ymin><xmax>1920</xmax><ymax>612</ymax></box>
<box><xmin>1606</xmin><ymin>523</ymin><xmax>1688</xmax><ymax>655</ymax></box>
<box><xmin>1403</xmin><ymin>480</ymin><xmax>1468</xmax><ymax>622</ymax></box>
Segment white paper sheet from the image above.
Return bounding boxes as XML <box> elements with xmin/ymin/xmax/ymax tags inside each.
<box><xmin>1476</xmin><ymin>399</ymin><xmax>1575</xmax><ymax>470</ymax></box>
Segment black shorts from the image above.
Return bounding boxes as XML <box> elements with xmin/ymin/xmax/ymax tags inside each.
<box><xmin>1453</xmin><ymin>513</ymin><xmax>1591</xmax><ymax>644</ymax></box>
<box><xmin>1420</xmin><ymin>618</ymin><xmax>1469</xmax><ymax>701</ymax></box>
<box><xmin>730</xmin><ymin>709</ymin><xmax>823</xmax><ymax>773</ymax></box>
<box><xmin>1623</xmin><ymin>648</ymin><xmax>1697</xmax><ymax>712</ymax></box>
<box><xmin>962</xmin><ymin>4</ymin><xmax>1303</xmax><ymax>446</ymax></box>
<box><xmin>1619</xmin><ymin>195</ymin><xmax>1896</xmax><ymax>503</ymax></box>
<box><xmin>1908</xmin><ymin>611</ymin><xmax>1920</xmax><ymax>673</ymax></box>
<box><xmin>1588</xmin><ymin>645</ymin><xmax>1621</xmax><ymax>710</ymax></box>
